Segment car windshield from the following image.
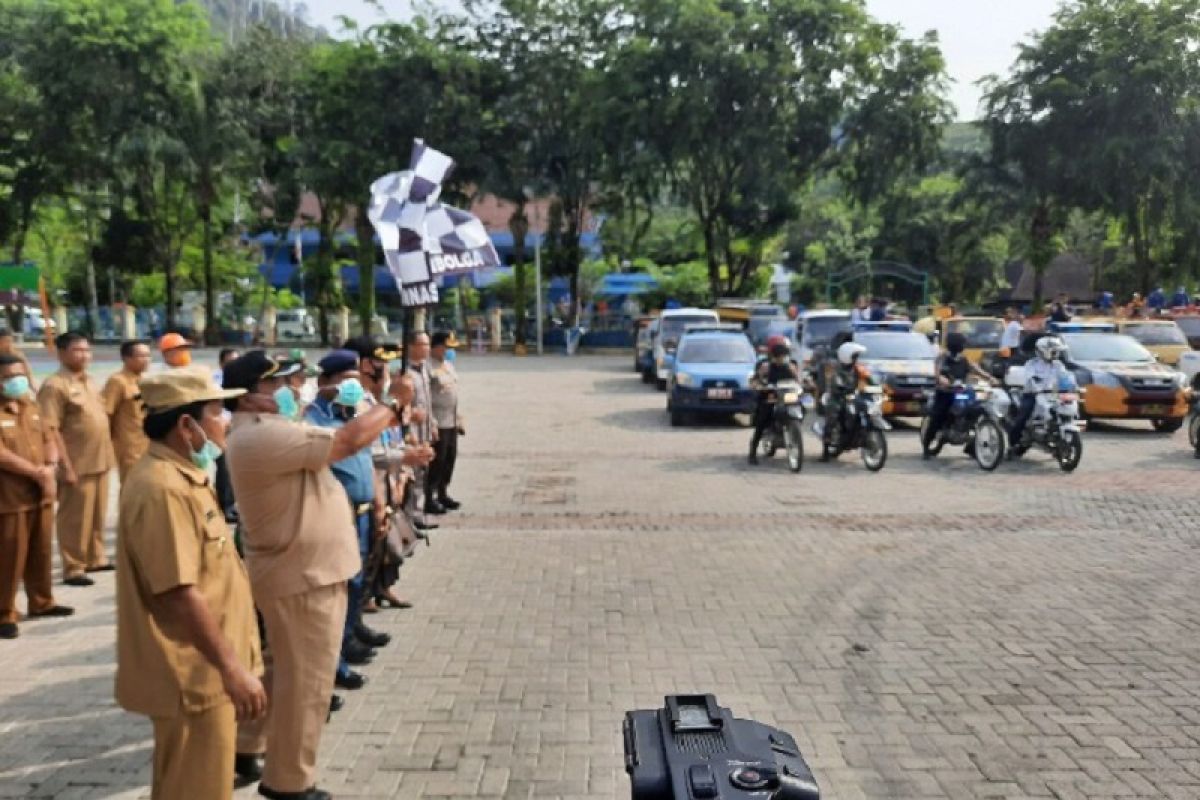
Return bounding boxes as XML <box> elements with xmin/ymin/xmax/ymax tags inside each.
<box><xmin>856</xmin><ymin>332</ymin><xmax>936</xmax><ymax>360</ymax></box>
<box><xmin>803</xmin><ymin>316</ymin><xmax>852</xmax><ymax>347</ymax></box>
<box><xmin>678</xmin><ymin>336</ymin><xmax>755</xmax><ymax>364</ymax></box>
<box><xmin>755</xmin><ymin>321</ymin><xmax>796</xmax><ymax>344</ymax></box>
<box><xmin>945</xmin><ymin>319</ymin><xmax>1003</xmax><ymax>349</ymax></box>
<box><xmin>661</xmin><ymin>315</ymin><xmax>718</xmax><ymax>344</ymax></box>
<box><xmin>1063</xmin><ymin>334</ymin><xmax>1155</xmax><ymax>363</ymax></box>
<box><xmin>1123</xmin><ymin>323</ymin><xmax>1188</xmax><ymax>346</ymax></box>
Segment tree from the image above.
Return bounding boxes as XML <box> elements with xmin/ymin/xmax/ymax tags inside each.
<box><xmin>983</xmin><ymin>0</ymin><xmax>1200</xmax><ymax>297</ymax></box>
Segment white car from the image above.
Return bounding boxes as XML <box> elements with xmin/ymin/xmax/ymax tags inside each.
<box><xmin>795</xmin><ymin>309</ymin><xmax>852</xmax><ymax>366</ymax></box>
<box><xmin>1180</xmin><ymin>350</ymin><xmax>1200</xmax><ymax>390</ymax></box>
<box><xmin>276</xmin><ymin>309</ymin><xmax>316</xmax><ymax>340</ymax></box>
<box><xmin>652</xmin><ymin>308</ymin><xmax>720</xmax><ymax>390</ymax></box>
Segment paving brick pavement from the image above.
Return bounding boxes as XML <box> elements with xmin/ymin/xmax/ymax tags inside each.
<box><xmin>1</xmin><ymin>354</ymin><xmax>1199</xmax><ymax>798</ymax></box>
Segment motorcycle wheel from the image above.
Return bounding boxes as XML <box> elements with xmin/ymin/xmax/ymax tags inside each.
<box><xmin>1056</xmin><ymin>430</ymin><xmax>1083</xmax><ymax>472</ymax></box>
<box><xmin>919</xmin><ymin>416</ymin><xmax>943</xmax><ymax>457</ymax></box>
<box><xmin>761</xmin><ymin>435</ymin><xmax>777</xmax><ymax>458</ymax></box>
<box><xmin>973</xmin><ymin>419</ymin><xmax>1005</xmax><ymax>471</ymax></box>
<box><xmin>861</xmin><ymin>429</ymin><xmax>888</xmax><ymax>472</ymax></box>
<box><xmin>1189</xmin><ymin>412</ymin><xmax>1200</xmax><ymax>447</ymax></box>
<box><xmin>785</xmin><ymin>420</ymin><xmax>804</xmax><ymax>473</ymax></box>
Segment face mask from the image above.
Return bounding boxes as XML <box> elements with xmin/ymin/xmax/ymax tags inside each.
<box><xmin>169</xmin><ymin>350</ymin><xmax>192</xmax><ymax>367</ymax></box>
<box><xmin>444</xmin><ymin>349</ymin><xmax>457</xmax><ymax>363</ymax></box>
<box><xmin>2</xmin><ymin>375</ymin><xmax>30</xmax><ymax>399</ymax></box>
<box><xmin>187</xmin><ymin>421</ymin><xmax>223</xmax><ymax>470</ymax></box>
<box><xmin>273</xmin><ymin>386</ymin><xmax>300</xmax><ymax>420</ymax></box>
<box><xmin>335</xmin><ymin>377</ymin><xmax>365</xmax><ymax>407</ymax></box>
<box><xmin>299</xmin><ymin>381</ymin><xmax>317</xmax><ymax>405</ymax></box>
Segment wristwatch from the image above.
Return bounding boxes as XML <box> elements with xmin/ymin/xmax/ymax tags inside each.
<box><xmin>385</xmin><ymin>399</ymin><xmax>405</xmax><ymax>425</ymax></box>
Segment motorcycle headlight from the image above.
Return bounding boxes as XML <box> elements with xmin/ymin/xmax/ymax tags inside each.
<box><xmin>1092</xmin><ymin>371</ymin><xmax>1121</xmax><ymax>388</ymax></box>
<box><xmin>675</xmin><ymin>372</ymin><xmax>694</xmax><ymax>387</ymax></box>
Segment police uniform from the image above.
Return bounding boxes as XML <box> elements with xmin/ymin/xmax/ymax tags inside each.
<box><xmin>427</xmin><ymin>353</ymin><xmax>460</xmax><ymax>506</ymax></box>
<box><xmin>225</xmin><ymin>407</ymin><xmax>359</xmax><ymax>793</ymax></box>
<box><xmin>38</xmin><ymin>368</ymin><xmax>115</xmax><ymax>579</ymax></box>
<box><xmin>114</xmin><ymin>371</ymin><xmax>260</xmax><ymax>800</ymax></box>
<box><xmin>0</xmin><ymin>394</ymin><xmax>59</xmax><ymax>627</ymax></box>
<box><xmin>102</xmin><ymin>368</ymin><xmax>149</xmax><ymax>480</ymax></box>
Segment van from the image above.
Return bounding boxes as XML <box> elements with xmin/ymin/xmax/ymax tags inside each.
<box><xmin>276</xmin><ymin>309</ymin><xmax>316</xmax><ymax>340</ymax></box>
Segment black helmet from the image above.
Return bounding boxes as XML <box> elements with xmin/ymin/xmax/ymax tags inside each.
<box><xmin>946</xmin><ymin>332</ymin><xmax>966</xmax><ymax>355</ymax></box>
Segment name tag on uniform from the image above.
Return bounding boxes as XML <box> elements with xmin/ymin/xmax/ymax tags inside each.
<box><xmin>0</xmin><ymin>420</ymin><xmax>14</xmax><ymax>428</ymax></box>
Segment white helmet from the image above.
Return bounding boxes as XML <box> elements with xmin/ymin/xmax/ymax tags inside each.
<box><xmin>837</xmin><ymin>341</ymin><xmax>867</xmax><ymax>366</ymax></box>
<box><xmin>1036</xmin><ymin>336</ymin><xmax>1064</xmax><ymax>362</ymax></box>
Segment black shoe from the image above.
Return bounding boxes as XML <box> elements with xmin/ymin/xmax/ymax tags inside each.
<box><xmin>257</xmin><ymin>785</ymin><xmax>331</xmax><ymax>800</ymax></box>
<box><xmin>0</xmin><ymin>623</ymin><xmax>17</xmax><ymax>639</ymax></box>
<box><xmin>329</xmin><ymin>694</ymin><xmax>344</xmax><ymax>714</ymax></box>
<box><xmin>64</xmin><ymin>575</ymin><xmax>95</xmax><ymax>587</ymax></box>
<box><xmin>747</xmin><ymin>452</ymin><xmax>758</xmax><ymax>465</ymax></box>
<box><xmin>425</xmin><ymin>500</ymin><xmax>447</xmax><ymax>515</ymax></box>
<box><xmin>28</xmin><ymin>605</ymin><xmax>74</xmax><ymax>618</ymax></box>
<box><xmin>412</xmin><ymin>519</ymin><xmax>439</xmax><ymax>532</ymax></box>
<box><xmin>343</xmin><ymin>640</ymin><xmax>375</xmax><ymax>665</ymax></box>
<box><xmin>234</xmin><ymin>753</ymin><xmax>264</xmax><ymax>781</ymax></box>
<box><xmin>354</xmin><ymin>624</ymin><xmax>391</xmax><ymax>648</ymax></box>
<box><xmin>439</xmin><ymin>497</ymin><xmax>461</xmax><ymax>510</ymax></box>
<box><xmin>335</xmin><ymin>670</ymin><xmax>367</xmax><ymax>690</ymax></box>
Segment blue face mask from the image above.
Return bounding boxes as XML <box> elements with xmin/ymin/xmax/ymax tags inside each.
<box><xmin>2</xmin><ymin>375</ymin><xmax>30</xmax><ymax>399</ymax></box>
<box><xmin>273</xmin><ymin>386</ymin><xmax>300</xmax><ymax>420</ymax></box>
<box><xmin>444</xmin><ymin>348</ymin><xmax>457</xmax><ymax>363</ymax></box>
<box><xmin>187</xmin><ymin>421</ymin><xmax>223</xmax><ymax>470</ymax></box>
<box><xmin>334</xmin><ymin>378</ymin><xmax>365</xmax><ymax>407</ymax></box>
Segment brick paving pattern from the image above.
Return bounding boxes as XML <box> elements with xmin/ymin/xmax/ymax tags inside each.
<box><xmin>1</xmin><ymin>353</ymin><xmax>1198</xmax><ymax>798</ymax></box>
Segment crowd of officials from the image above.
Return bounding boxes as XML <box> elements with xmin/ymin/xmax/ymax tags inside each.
<box><xmin>0</xmin><ymin>326</ymin><xmax>465</xmax><ymax>800</ymax></box>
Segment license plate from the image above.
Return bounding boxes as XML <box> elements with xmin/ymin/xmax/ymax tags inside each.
<box><xmin>1141</xmin><ymin>404</ymin><xmax>1168</xmax><ymax>416</ymax></box>
<box><xmin>707</xmin><ymin>388</ymin><xmax>733</xmax><ymax>400</ymax></box>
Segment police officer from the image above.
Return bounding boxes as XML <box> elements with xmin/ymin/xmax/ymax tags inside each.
<box><xmin>37</xmin><ymin>331</ymin><xmax>115</xmax><ymax>586</ymax></box>
<box><xmin>103</xmin><ymin>340</ymin><xmax>152</xmax><ymax>481</ymax></box>
<box><xmin>302</xmin><ymin>350</ymin><xmax>391</xmax><ymax>691</ymax></box>
<box><xmin>222</xmin><ymin>350</ymin><xmax>411</xmax><ymax>800</ymax></box>
<box><xmin>0</xmin><ymin>328</ymin><xmax>32</xmax><ymax>384</ymax></box>
<box><xmin>921</xmin><ymin>332</ymin><xmax>997</xmax><ymax>458</ymax></box>
<box><xmin>748</xmin><ymin>335</ymin><xmax>800</xmax><ymax>465</ymax></box>
<box><xmin>0</xmin><ymin>354</ymin><xmax>72</xmax><ymax>639</ymax></box>
<box><xmin>114</xmin><ymin>367</ymin><xmax>265</xmax><ymax>800</ymax></box>
<box><xmin>426</xmin><ymin>331</ymin><xmax>464</xmax><ymax>511</ymax></box>
<box><xmin>407</xmin><ymin>331</ymin><xmax>438</xmax><ymax>517</ymax></box>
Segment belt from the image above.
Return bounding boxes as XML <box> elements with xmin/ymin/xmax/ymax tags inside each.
<box><xmin>354</xmin><ymin>502</ymin><xmax>373</xmax><ymax>516</ymax></box>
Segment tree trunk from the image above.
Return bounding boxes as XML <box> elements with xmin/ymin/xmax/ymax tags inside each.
<box><xmin>315</xmin><ymin>218</ymin><xmax>335</xmax><ymax>345</ymax></box>
<box><xmin>355</xmin><ymin>213</ymin><xmax>375</xmax><ymax>338</ymax></box>
<box><xmin>201</xmin><ymin>199</ymin><xmax>218</xmax><ymax>345</ymax></box>
<box><xmin>1131</xmin><ymin>200</ymin><xmax>1152</xmax><ymax>296</ymax></box>
<box><xmin>701</xmin><ymin>217</ymin><xmax>721</xmax><ymax>301</ymax></box>
<box><xmin>83</xmin><ymin>210</ymin><xmax>101</xmax><ymax>336</ymax></box>
<box><xmin>510</xmin><ymin>201</ymin><xmax>529</xmax><ymax>347</ymax></box>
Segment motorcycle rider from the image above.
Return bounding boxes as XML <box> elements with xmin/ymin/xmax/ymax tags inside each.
<box><xmin>1007</xmin><ymin>335</ymin><xmax>1070</xmax><ymax>457</ymax></box>
<box><xmin>748</xmin><ymin>335</ymin><xmax>800</xmax><ymax>465</ymax></box>
<box><xmin>922</xmin><ymin>332</ymin><xmax>998</xmax><ymax>458</ymax></box>
<box><xmin>819</xmin><ymin>341</ymin><xmax>870</xmax><ymax>452</ymax></box>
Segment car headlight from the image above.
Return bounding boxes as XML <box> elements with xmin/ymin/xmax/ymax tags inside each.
<box><xmin>675</xmin><ymin>372</ymin><xmax>694</xmax><ymax>387</ymax></box>
<box><xmin>1092</xmin><ymin>371</ymin><xmax>1121</xmax><ymax>388</ymax></box>
<box><xmin>1175</xmin><ymin>371</ymin><xmax>1188</xmax><ymax>389</ymax></box>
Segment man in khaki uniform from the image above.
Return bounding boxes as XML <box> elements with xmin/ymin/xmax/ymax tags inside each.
<box><xmin>0</xmin><ymin>328</ymin><xmax>32</xmax><ymax>384</ymax></box>
<box><xmin>0</xmin><ymin>354</ymin><xmax>73</xmax><ymax>639</ymax></box>
<box><xmin>37</xmin><ymin>331</ymin><xmax>115</xmax><ymax>586</ymax></box>
<box><xmin>115</xmin><ymin>367</ymin><xmax>266</xmax><ymax>800</ymax></box>
<box><xmin>223</xmin><ymin>351</ymin><xmax>410</xmax><ymax>800</ymax></box>
<box><xmin>102</xmin><ymin>340</ymin><xmax>151</xmax><ymax>481</ymax></box>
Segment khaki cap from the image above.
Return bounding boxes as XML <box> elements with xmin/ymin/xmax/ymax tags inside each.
<box><xmin>140</xmin><ymin>366</ymin><xmax>246</xmax><ymax>413</ymax></box>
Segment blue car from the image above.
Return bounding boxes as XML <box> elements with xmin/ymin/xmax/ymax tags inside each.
<box><xmin>666</xmin><ymin>327</ymin><xmax>758</xmax><ymax>426</ymax></box>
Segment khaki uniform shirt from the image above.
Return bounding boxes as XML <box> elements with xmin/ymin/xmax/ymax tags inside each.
<box><xmin>225</xmin><ymin>413</ymin><xmax>359</xmax><ymax>601</ymax></box>
<box><xmin>102</xmin><ymin>369</ymin><xmax>148</xmax><ymax>473</ymax></box>
<box><xmin>0</xmin><ymin>397</ymin><xmax>52</xmax><ymax>513</ymax></box>
<box><xmin>429</xmin><ymin>357</ymin><xmax>459</xmax><ymax>430</ymax></box>
<box><xmin>115</xmin><ymin>442</ymin><xmax>262</xmax><ymax>718</ymax></box>
<box><xmin>37</xmin><ymin>369</ymin><xmax>114</xmax><ymax>476</ymax></box>
<box><xmin>410</xmin><ymin>361</ymin><xmax>433</xmax><ymax>443</ymax></box>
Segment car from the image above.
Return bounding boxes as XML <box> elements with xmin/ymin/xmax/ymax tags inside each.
<box><xmin>854</xmin><ymin>329</ymin><xmax>938</xmax><ymax>417</ymax></box>
<box><xmin>795</xmin><ymin>309</ymin><xmax>852</xmax><ymax>367</ymax></box>
<box><xmin>1170</xmin><ymin>314</ymin><xmax>1200</xmax><ymax>350</ymax></box>
<box><xmin>751</xmin><ymin>319</ymin><xmax>798</xmax><ymax>353</ymax></box>
<box><xmin>636</xmin><ymin>317</ymin><xmax>659</xmax><ymax>381</ymax></box>
<box><xmin>666</xmin><ymin>326</ymin><xmax>758</xmax><ymax>426</ymax></box>
<box><xmin>1113</xmin><ymin>319</ymin><xmax>1192</xmax><ymax>366</ymax></box>
<box><xmin>1061</xmin><ymin>332</ymin><xmax>1188</xmax><ymax>431</ymax></box>
<box><xmin>276</xmin><ymin>308</ymin><xmax>316</xmax><ymax>340</ymax></box>
<box><xmin>940</xmin><ymin>316</ymin><xmax>1005</xmax><ymax>365</ymax></box>
<box><xmin>652</xmin><ymin>308</ymin><xmax>720</xmax><ymax>390</ymax></box>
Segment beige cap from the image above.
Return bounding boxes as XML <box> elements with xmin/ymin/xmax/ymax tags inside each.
<box><xmin>140</xmin><ymin>366</ymin><xmax>246</xmax><ymax>413</ymax></box>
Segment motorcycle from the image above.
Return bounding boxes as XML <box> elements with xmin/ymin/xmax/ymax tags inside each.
<box><xmin>919</xmin><ymin>382</ymin><xmax>1008</xmax><ymax>471</ymax></box>
<box><xmin>814</xmin><ymin>384</ymin><xmax>889</xmax><ymax>471</ymax></box>
<box><xmin>1186</xmin><ymin>390</ymin><xmax>1200</xmax><ymax>453</ymax></box>
<box><xmin>756</xmin><ymin>381</ymin><xmax>812</xmax><ymax>473</ymax></box>
<box><xmin>1006</xmin><ymin>372</ymin><xmax>1084</xmax><ymax>472</ymax></box>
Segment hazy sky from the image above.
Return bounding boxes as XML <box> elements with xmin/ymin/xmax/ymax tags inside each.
<box><xmin>301</xmin><ymin>0</ymin><xmax>1058</xmax><ymax>121</ymax></box>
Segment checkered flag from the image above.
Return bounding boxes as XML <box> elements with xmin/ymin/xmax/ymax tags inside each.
<box><xmin>368</xmin><ymin>140</ymin><xmax>500</xmax><ymax>307</ymax></box>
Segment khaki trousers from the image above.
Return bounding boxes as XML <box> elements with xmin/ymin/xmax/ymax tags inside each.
<box><xmin>150</xmin><ymin>702</ymin><xmax>236</xmax><ymax>800</ymax></box>
<box><xmin>57</xmin><ymin>471</ymin><xmax>109</xmax><ymax>578</ymax></box>
<box><xmin>237</xmin><ymin>582</ymin><xmax>345</xmax><ymax>792</ymax></box>
<box><xmin>0</xmin><ymin>506</ymin><xmax>56</xmax><ymax>624</ymax></box>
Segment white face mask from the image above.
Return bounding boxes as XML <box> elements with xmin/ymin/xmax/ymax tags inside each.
<box><xmin>299</xmin><ymin>380</ymin><xmax>317</xmax><ymax>405</ymax></box>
